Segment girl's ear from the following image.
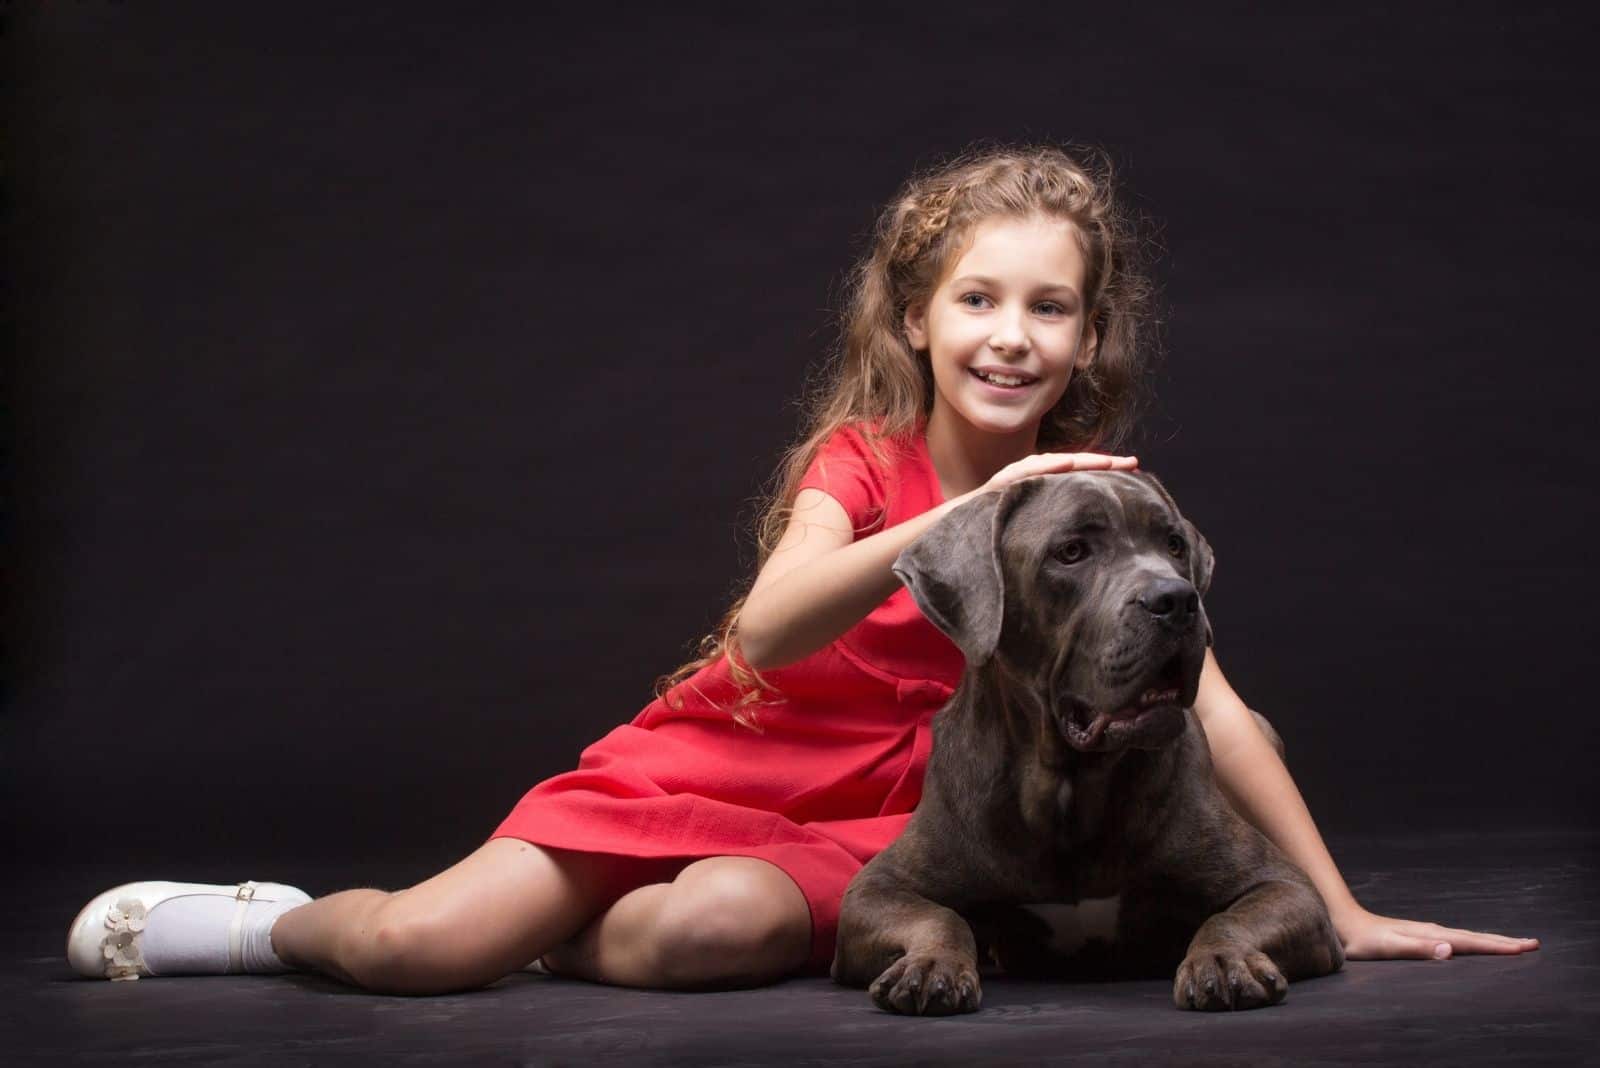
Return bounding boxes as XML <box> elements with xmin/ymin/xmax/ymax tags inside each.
<box><xmin>903</xmin><ymin>301</ymin><xmax>928</xmax><ymax>351</ymax></box>
<box><xmin>1076</xmin><ymin>317</ymin><xmax>1099</xmax><ymax>371</ymax></box>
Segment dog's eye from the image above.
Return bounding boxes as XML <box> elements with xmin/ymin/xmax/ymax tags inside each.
<box><xmin>1168</xmin><ymin>533</ymin><xmax>1187</xmax><ymax>558</ymax></box>
<box><xmin>1054</xmin><ymin>539</ymin><xmax>1089</xmax><ymax>565</ymax></box>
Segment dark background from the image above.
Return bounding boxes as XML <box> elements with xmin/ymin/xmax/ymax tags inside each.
<box><xmin>7</xmin><ymin>3</ymin><xmax>1597</xmax><ymax>880</ymax></box>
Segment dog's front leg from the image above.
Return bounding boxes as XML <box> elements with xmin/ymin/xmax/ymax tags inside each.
<box><xmin>1175</xmin><ymin>879</ymin><xmax>1343</xmax><ymax>1011</ymax></box>
<box><xmin>831</xmin><ymin>873</ymin><xmax>982</xmax><ymax>1016</ymax></box>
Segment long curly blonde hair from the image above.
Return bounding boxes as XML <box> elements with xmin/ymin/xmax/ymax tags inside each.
<box><xmin>655</xmin><ymin>141</ymin><xmax>1159</xmax><ymax>730</ymax></box>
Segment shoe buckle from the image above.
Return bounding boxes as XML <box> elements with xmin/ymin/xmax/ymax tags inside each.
<box><xmin>235</xmin><ymin>882</ymin><xmax>257</xmax><ymax>902</ymax></box>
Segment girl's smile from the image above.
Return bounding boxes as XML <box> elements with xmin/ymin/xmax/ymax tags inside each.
<box><xmin>968</xmin><ymin>365</ymin><xmax>1040</xmax><ymax>393</ymax></box>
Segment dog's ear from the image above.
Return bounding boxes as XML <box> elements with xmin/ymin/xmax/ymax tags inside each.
<box><xmin>1181</xmin><ymin>518</ymin><xmax>1215</xmax><ymax>647</ymax></box>
<box><xmin>892</xmin><ymin>479</ymin><xmax>1040</xmax><ymax>666</ymax></box>
<box><xmin>1181</xmin><ymin>518</ymin><xmax>1214</xmax><ymax>599</ymax></box>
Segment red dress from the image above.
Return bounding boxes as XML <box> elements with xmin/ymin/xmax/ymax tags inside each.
<box><xmin>488</xmin><ymin>423</ymin><xmax>965</xmax><ymax>974</ymax></box>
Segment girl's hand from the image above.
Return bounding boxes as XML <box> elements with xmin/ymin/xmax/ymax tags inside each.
<box><xmin>1335</xmin><ymin>905</ymin><xmax>1541</xmax><ymax>960</ymax></box>
<box><xmin>982</xmin><ymin>452</ymin><xmax>1139</xmax><ymax>493</ymax></box>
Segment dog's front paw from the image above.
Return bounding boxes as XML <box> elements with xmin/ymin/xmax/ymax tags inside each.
<box><xmin>1173</xmin><ymin>945</ymin><xmax>1287</xmax><ymax>1011</ymax></box>
<box><xmin>868</xmin><ymin>951</ymin><xmax>982</xmax><ymax>1015</ymax></box>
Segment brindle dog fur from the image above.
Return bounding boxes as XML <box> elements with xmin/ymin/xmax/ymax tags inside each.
<box><xmin>830</xmin><ymin>471</ymin><xmax>1344</xmax><ymax>1015</ymax></box>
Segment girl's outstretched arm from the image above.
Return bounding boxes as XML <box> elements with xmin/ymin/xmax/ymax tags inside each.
<box><xmin>1193</xmin><ymin>648</ymin><xmax>1541</xmax><ymax>960</ymax></box>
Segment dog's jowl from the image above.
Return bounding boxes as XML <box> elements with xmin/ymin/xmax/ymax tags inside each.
<box><xmin>829</xmin><ymin>471</ymin><xmax>1344</xmax><ymax>1015</ymax></box>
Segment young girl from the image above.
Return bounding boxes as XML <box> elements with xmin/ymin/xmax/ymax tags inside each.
<box><xmin>68</xmin><ymin>144</ymin><xmax>1538</xmax><ymax>994</ymax></box>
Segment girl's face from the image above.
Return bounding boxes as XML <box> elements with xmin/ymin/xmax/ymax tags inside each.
<box><xmin>904</xmin><ymin>214</ymin><xmax>1097</xmax><ymax>442</ymax></box>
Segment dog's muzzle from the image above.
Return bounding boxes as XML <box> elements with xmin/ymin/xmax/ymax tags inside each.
<box><xmin>1056</xmin><ymin>649</ymin><xmax>1197</xmax><ymax>752</ymax></box>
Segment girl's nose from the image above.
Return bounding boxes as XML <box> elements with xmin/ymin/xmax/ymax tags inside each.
<box><xmin>989</xmin><ymin>312</ymin><xmax>1030</xmax><ymax>353</ymax></box>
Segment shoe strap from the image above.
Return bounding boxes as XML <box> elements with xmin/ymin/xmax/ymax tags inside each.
<box><xmin>225</xmin><ymin>880</ymin><xmax>259</xmax><ymax>974</ymax></box>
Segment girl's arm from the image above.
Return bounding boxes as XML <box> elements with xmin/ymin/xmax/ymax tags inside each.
<box><xmin>737</xmin><ymin>452</ymin><xmax>1139</xmax><ymax>671</ymax></box>
<box><xmin>736</xmin><ymin>486</ymin><xmax>983</xmax><ymax>670</ymax></box>
<box><xmin>1193</xmin><ymin>648</ymin><xmax>1541</xmax><ymax>960</ymax></box>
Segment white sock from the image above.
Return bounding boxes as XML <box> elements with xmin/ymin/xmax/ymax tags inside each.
<box><xmin>140</xmin><ymin>891</ymin><xmax>306</xmax><ymax>975</ymax></box>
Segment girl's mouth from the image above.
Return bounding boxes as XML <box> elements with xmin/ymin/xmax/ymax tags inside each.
<box><xmin>969</xmin><ymin>368</ymin><xmax>1038</xmax><ymax>391</ymax></box>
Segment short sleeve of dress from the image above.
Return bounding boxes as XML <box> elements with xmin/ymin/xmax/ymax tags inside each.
<box><xmin>795</xmin><ymin>424</ymin><xmax>890</xmax><ymax>540</ymax></box>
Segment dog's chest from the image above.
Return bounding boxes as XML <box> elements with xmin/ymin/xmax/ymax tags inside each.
<box><xmin>1018</xmin><ymin>755</ymin><xmax>1138</xmax><ymax>845</ymax></box>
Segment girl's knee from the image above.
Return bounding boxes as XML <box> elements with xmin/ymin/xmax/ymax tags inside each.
<box><xmin>651</xmin><ymin>860</ymin><xmax>810</xmax><ymax>987</ymax></box>
<box><xmin>349</xmin><ymin>898</ymin><xmax>495</xmax><ymax>995</ymax></box>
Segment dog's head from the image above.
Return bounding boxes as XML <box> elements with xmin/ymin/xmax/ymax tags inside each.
<box><xmin>893</xmin><ymin>471</ymin><xmax>1213</xmax><ymax>753</ymax></box>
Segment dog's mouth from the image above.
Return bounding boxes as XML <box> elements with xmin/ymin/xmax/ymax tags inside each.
<box><xmin>1060</xmin><ymin>655</ymin><xmax>1193</xmax><ymax>752</ymax></box>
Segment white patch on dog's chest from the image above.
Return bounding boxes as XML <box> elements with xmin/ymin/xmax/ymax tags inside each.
<box><xmin>1020</xmin><ymin>896</ymin><xmax>1122</xmax><ymax>954</ymax></box>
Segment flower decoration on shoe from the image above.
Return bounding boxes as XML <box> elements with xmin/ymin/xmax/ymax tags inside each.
<box><xmin>102</xmin><ymin>898</ymin><xmax>148</xmax><ymax>980</ymax></box>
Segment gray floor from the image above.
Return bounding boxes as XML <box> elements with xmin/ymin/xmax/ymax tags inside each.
<box><xmin>12</xmin><ymin>829</ymin><xmax>1596</xmax><ymax>1066</ymax></box>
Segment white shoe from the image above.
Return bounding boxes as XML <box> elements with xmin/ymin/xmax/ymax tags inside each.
<box><xmin>66</xmin><ymin>880</ymin><xmax>311</xmax><ymax>981</ymax></box>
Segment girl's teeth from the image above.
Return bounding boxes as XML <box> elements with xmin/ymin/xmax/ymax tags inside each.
<box><xmin>975</xmin><ymin>370</ymin><xmax>1028</xmax><ymax>387</ymax></box>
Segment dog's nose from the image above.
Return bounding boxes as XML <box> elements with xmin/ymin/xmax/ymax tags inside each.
<box><xmin>1138</xmin><ymin>577</ymin><xmax>1199</xmax><ymax>630</ymax></box>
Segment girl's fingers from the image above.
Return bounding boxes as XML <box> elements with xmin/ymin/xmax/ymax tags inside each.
<box><xmin>1394</xmin><ymin>929</ymin><xmax>1455</xmax><ymax>960</ymax></box>
<box><xmin>1348</xmin><ymin>917</ymin><xmax>1542</xmax><ymax>960</ymax></box>
<box><xmin>1349</xmin><ymin>929</ymin><xmax>1451</xmax><ymax>961</ymax></box>
<box><xmin>1034</xmin><ymin>453</ymin><xmax>1140</xmax><ymax>471</ymax></box>
<box><xmin>987</xmin><ymin>453</ymin><xmax>1141</xmax><ymax>491</ymax></box>
<box><xmin>1410</xmin><ymin>926</ymin><xmax>1540</xmax><ymax>955</ymax></box>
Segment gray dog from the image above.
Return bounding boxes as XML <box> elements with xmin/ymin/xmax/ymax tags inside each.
<box><xmin>830</xmin><ymin>471</ymin><xmax>1344</xmax><ymax>1015</ymax></box>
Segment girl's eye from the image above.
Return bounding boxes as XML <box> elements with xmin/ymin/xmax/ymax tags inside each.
<box><xmin>1054</xmin><ymin>539</ymin><xmax>1089</xmax><ymax>565</ymax></box>
<box><xmin>1168</xmin><ymin>533</ymin><xmax>1187</xmax><ymax>558</ymax></box>
<box><xmin>958</xmin><ymin>293</ymin><xmax>1067</xmax><ymax>316</ymax></box>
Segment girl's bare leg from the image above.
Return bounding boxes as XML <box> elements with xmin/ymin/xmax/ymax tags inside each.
<box><xmin>540</xmin><ymin>856</ymin><xmax>812</xmax><ymax>989</ymax></box>
<box><xmin>271</xmin><ymin>838</ymin><xmax>673</xmax><ymax>995</ymax></box>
